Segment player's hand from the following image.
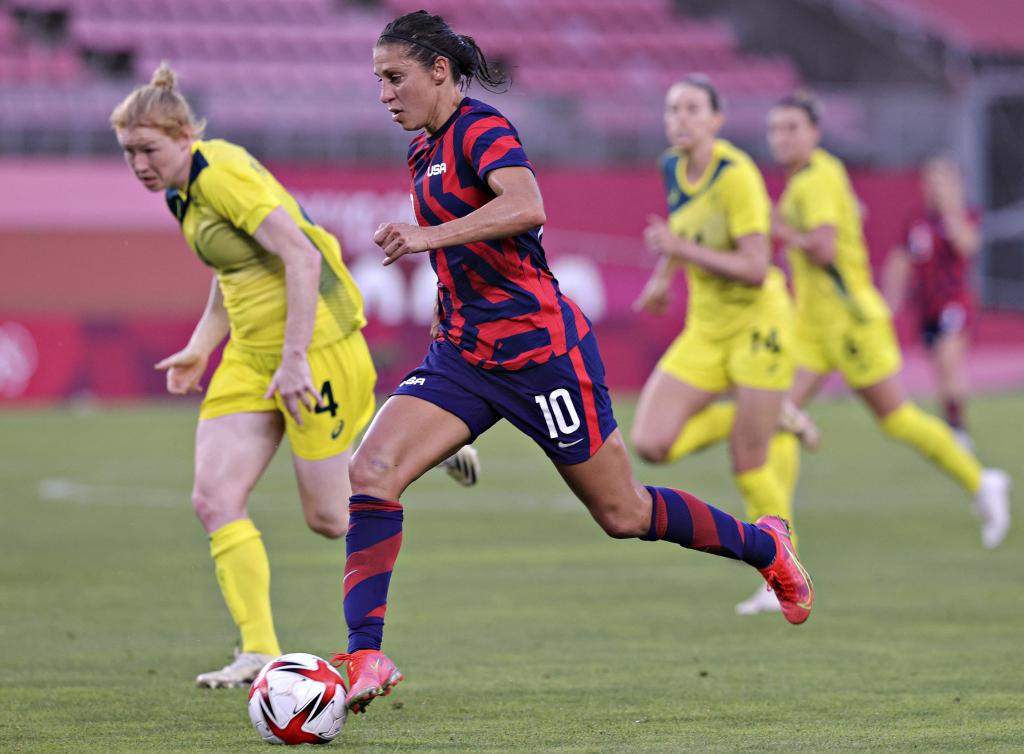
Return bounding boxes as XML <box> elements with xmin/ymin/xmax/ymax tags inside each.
<box><xmin>644</xmin><ymin>215</ymin><xmax>689</xmax><ymax>260</ymax></box>
<box><xmin>771</xmin><ymin>207</ymin><xmax>797</xmax><ymax>245</ymax></box>
<box><xmin>374</xmin><ymin>222</ymin><xmax>434</xmax><ymax>266</ymax></box>
<box><xmin>155</xmin><ymin>348</ymin><xmax>208</xmax><ymax>396</ymax></box>
<box><xmin>633</xmin><ymin>275</ymin><xmax>671</xmax><ymax>316</ymax></box>
<box><xmin>264</xmin><ymin>353</ymin><xmax>323</xmax><ymax>426</ymax></box>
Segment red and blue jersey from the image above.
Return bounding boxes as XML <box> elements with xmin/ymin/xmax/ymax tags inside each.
<box><xmin>407</xmin><ymin>97</ymin><xmax>590</xmax><ymax>371</ymax></box>
<box><xmin>904</xmin><ymin>209</ymin><xmax>979</xmax><ymax>318</ymax></box>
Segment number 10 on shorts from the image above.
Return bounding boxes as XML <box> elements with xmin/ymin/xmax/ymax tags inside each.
<box><xmin>534</xmin><ymin>389</ymin><xmax>581</xmax><ymax>439</ymax></box>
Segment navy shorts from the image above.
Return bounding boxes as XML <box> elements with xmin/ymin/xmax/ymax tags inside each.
<box><xmin>392</xmin><ymin>332</ymin><xmax>618</xmax><ymax>465</ymax></box>
<box><xmin>921</xmin><ymin>301</ymin><xmax>970</xmax><ymax>349</ymax></box>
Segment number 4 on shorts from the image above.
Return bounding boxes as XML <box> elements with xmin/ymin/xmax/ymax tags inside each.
<box><xmin>315</xmin><ymin>380</ymin><xmax>339</xmax><ymax>418</ymax></box>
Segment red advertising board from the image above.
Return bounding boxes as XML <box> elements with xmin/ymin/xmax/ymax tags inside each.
<box><xmin>5</xmin><ymin>158</ymin><xmax>1015</xmax><ymax>403</ymax></box>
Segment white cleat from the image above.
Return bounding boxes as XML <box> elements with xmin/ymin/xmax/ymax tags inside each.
<box><xmin>441</xmin><ymin>445</ymin><xmax>480</xmax><ymax>487</ymax></box>
<box><xmin>778</xmin><ymin>401</ymin><xmax>821</xmax><ymax>452</ymax></box>
<box><xmin>975</xmin><ymin>468</ymin><xmax>1011</xmax><ymax>550</ymax></box>
<box><xmin>734</xmin><ymin>585</ymin><xmax>783</xmax><ymax>616</ymax></box>
<box><xmin>195</xmin><ymin>651</ymin><xmax>274</xmax><ymax>689</ymax></box>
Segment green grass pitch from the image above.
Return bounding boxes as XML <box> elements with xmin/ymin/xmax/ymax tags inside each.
<box><xmin>1</xmin><ymin>395</ymin><xmax>1022</xmax><ymax>752</ymax></box>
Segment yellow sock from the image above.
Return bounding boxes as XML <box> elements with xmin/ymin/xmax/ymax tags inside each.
<box><xmin>881</xmin><ymin>402</ymin><xmax>982</xmax><ymax>494</ymax></box>
<box><xmin>735</xmin><ymin>462</ymin><xmax>795</xmax><ymax>545</ymax></box>
<box><xmin>667</xmin><ymin>402</ymin><xmax>736</xmax><ymax>461</ymax></box>
<box><xmin>210</xmin><ymin>518</ymin><xmax>281</xmax><ymax>657</ymax></box>
<box><xmin>769</xmin><ymin>432</ymin><xmax>801</xmax><ymax>503</ymax></box>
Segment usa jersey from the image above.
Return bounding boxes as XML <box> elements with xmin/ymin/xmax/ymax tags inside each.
<box><xmin>904</xmin><ymin>210</ymin><xmax>979</xmax><ymax>318</ymax></box>
<box><xmin>407</xmin><ymin>97</ymin><xmax>589</xmax><ymax>371</ymax></box>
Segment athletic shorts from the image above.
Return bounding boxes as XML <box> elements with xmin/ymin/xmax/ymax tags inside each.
<box><xmin>392</xmin><ymin>332</ymin><xmax>617</xmax><ymax>465</ymax></box>
<box><xmin>656</xmin><ymin>292</ymin><xmax>794</xmax><ymax>394</ymax></box>
<box><xmin>200</xmin><ymin>331</ymin><xmax>377</xmax><ymax>461</ymax></box>
<box><xmin>794</xmin><ymin>314</ymin><xmax>902</xmax><ymax>389</ymax></box>
<box><xmin>921</xmin><ymin>301</ymin><xmax>972</xmax><ymax>349</ymax></box>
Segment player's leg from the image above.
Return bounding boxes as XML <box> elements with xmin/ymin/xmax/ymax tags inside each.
<box><xmin>337</xmin><ymin>394</ymin><xmax>478</xmax><ymax>712</ymax></box>
<box><xmin>789</xmin><ymin>368</ymin><xmax>829</xmax><ymax>410</ymax></box>
<box><xmin>337</xmin><ymin>342</ymin><xmax>499</xmax><ymax>713</ymax></box>
<box><xmin>192</xmin><ymin>410</ymin><xmax>285</xmax><ymax>688</ymax></box>
<box><xmin>512</xmin><ymin>333</ymin><xmax>811</xmax><ymax>624</ymax></box>
<box><xmin>554</xmin><ymin>430</ymin><xmax>813</xmax><ymax>625</ymax></box>
<box><xmin>284</xmin><ymin>333</ymin><xmax>376</xmax><ymax>539</ymax></box>
<box><xmin>631</xmin><ymin>327</ymin><xmax>722</xmax><ymax>463</ymax></box>
<box><xmin>293</xmin><ymin>452</ymin><xmax>351</xmax><ymax>539</ymax></box>
<box><xmin>858</xmin><ymin>372</ymin><xmax>1009</xmax><ymax>548</ymax></box>
<box><xmin>631</xmin><ymin>374</ymin><xmax>718</xmax><ymax>463</ymax></box>
<box><xmin>931</xmin><ymin>328</ymin><xmax>970</xmax><ymax>442</ymax></box>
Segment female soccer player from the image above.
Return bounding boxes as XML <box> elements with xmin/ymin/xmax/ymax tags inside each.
<box><xmin>630</xmin><ymin>75</ymin><xmax>802</xmax><ymax>617</ymax></box>
<box><xmin>768</xmin><ymin>92</ymin><xmax>1009</xmax><ymax>549</ymax></box>
<box><xmin>883</xmin><ymin>158</ymin><xmax>982</xmax><ymax>448</ymax></box>
<box><xmin>333</xmin><ymin>11</ymin><xmax>815</xmax><ymax>715</ymax></box>
<box><xmin>111</xmin><ymin>63</ymin><xmax>479</xmax><ymax>689</ymax></box>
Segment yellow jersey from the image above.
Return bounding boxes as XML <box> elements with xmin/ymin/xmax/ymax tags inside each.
<box><xmin>166</xmin><ymin>139</ymin><xmax>365</xmax><ymax>352</ymax></box>
<box><xmin>660</xmin><ymin>138</ymin><xmax>787</xmax><ymax>339</ymax></box>
<box><xmin>778</xmin><ymin>148</ymin><xmax>888</xmax><ymax>328</ymax></box>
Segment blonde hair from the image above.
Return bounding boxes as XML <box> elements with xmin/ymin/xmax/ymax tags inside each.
<box><xmin>110</xmin><ymin>62</ymin><xmax>206</xmax><ymax>138</ymax></box>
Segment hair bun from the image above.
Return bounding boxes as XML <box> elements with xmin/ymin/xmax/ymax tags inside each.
<box><xmin>150</xmin><ymin>61</ymin><xmax>177</xmax><ymax>91</ymax></box>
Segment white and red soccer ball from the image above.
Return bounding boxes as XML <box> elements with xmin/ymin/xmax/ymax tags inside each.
<box><xmin>247</xmin><ymin>653</ymin><xmax>348</xmax><ymax>745</ymax></box>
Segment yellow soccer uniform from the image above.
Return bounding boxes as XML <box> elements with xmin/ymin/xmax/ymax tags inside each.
<box><xmin>656</xmin><ymin>139</ymin><xmax>793</xmax><ymax>393</ymax></box>
<box><xmin>167</xmin><ymin>139</ymin><xmax>375</xmax><ymax>458</ymax></box>
<box><xmin>779</xmin><ymin>148</ymin><xmax>900</xmax><ymax>388</ymax></box>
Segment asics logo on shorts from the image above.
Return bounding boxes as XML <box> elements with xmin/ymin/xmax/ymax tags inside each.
<box><xmin>331</xmin><ymin>420</ymin><xmax>345</xmax><ymax>440</ymax></box>
<box><xmin>400</xmin><ymin>377</ymin><xmax>426</xmax><ymax>387</ymax></box>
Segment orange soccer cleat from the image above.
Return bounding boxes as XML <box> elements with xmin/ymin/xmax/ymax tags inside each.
<box><xmin>755</xmin><ymin>516</ymin><xmax>814</xmax><ymax>625</ymax></box>
<box><xmin>331</xmin><ymin>649</ymin><xmax>403</xmax><ymax>714</ymax></box>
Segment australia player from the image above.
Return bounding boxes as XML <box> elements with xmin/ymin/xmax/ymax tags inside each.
<box><xmin>111</xmin><ymin>63</ymin><xmax>479</xmax><ymax>689</ymax></box>
<box><xmin>630</xmin><ymin>75</ymin><xmax>805</xmax><ymax>617</ymax></box>
<box><xmin>768</xmin><ymin>92</ymin><xmax>1009</xmax><ymax>549</ymax></box>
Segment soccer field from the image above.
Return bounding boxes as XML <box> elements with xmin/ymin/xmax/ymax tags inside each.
<box><xmin>1</xmin><ymin>395</ymin><xmax>1022</xmax><ymax>752</ymax></box>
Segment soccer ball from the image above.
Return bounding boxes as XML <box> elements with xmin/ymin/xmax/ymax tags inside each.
<box><xmin>247</xmin><ymin>653</ymin><xmax>348</xmax><ymax>745</ymax></box>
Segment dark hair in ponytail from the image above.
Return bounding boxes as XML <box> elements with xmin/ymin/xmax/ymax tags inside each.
<box><xmin>377</xmin><ymin>10</ymin><xmax>509</xmax><ymax>92</ymax></box>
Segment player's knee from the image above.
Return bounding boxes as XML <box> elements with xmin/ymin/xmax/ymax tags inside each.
<box><xmin>596</xmin><ymin>508</ymin><xmax>648</xmax><ymax>538</ymax></box>
<box><xmin>305</xmin><ymin>509</ymin><xmax>348</xmax><ymax>539</ymax></box>
<box><xmin>191</xmin><ymin>485</ymin><xmax>243</xmax><ymax>531</ymax></box>
<box><xmin>588</xmin><ymin>492</ymin><xmax>650</xmax><ymax>539</ymax></box>
<box><xmin>729</xmin><ymin>436</ymin><xmax>768</xmax><ymax>472</ymax></box>
<box><xmin>631</xmin><ymin>431</ymin><xmax>671</xmax><ymax>464</ymax></box>
<box><xmin>348</xmin><ymin>448</ymin><xmax>397</xmax><ymax>498</ymax></box>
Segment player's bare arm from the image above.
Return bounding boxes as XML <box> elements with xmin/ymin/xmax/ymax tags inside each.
<box><xmin>774</xmin><ymin>214</ymin><xmax>838</xmax><ymax>266</ymax></box>
<box><xmin>253</xmin><ymin>206</ymin><xmax>325</xmax><ymax>423</ymax></box>
<box><xmin>155</xmin><ymin>275</ymin><xmax>229</xmax><ymax>395</ymax></box>
<box><xmin>646</xmin><ymin>214</ymin><xmax>770</xmax><ymax>285</ymax></box>
<box><xmin>633</xmin><ymin>255</ymin><xmax>680</xmax><ymax>315</ymax></box>
<box><xmin>375</xmin><ymin>166</ymin><xmax>545</xmax><ymax>266</ymax></box>
<box><xmin>881</xmin><ymin>246</ymin><xmax>912</xmax><ymax>311</ymax></box>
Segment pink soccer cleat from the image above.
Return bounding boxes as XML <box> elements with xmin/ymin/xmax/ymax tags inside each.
<box><xmin>331</xmin><ymin>649</ymin><xmax>403</xmax><ymax>714</ymax></box>
<box><xmin>755</xmin><ymin>516</ymin><xmax>814</xmax><ymax>625</ymax></box>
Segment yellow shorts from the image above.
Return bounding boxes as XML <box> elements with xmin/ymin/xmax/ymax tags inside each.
<box><xmin>657</xmin><ymin>297</ymin><xmax>794</xmax><ymax>394</ymax></box>
<box><xmin>794</xmin><ymin>314</ymin><xmax>902</xmax><ymax>389</ymax></box>
<box><xmin>200</xmin><ymin>331</ymin><xmax>377</xmax><ymax>460</ymax></box>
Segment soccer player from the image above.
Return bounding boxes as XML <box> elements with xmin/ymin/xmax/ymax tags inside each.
<box><xmin>883</xmin><ymin>158</ymin><xmax>982</xmax><ymax>448</ymax></box>
<box><xmin>630</xmin><ymin>75</ymin><xmax>804</xmax><ymax>617</ymax></box>
<box><xmin>110</xmin><ymin>63</ymin><xmax>480</xmax><ymax>689</ymax></box>
<box><xmin>768</xmin><ymin>92</ymin><xmax>1009</xmax><ymax>549</ymax></box>
<box><xmin>334</xmin><ymin>11</ymin><xmax>815</xmax><ymax>716</ymax></box>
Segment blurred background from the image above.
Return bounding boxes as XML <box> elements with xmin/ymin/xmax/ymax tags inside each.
<box><xmin>1</xmin><ymin>0</ymin><xmax>1023</xmax><ymax>402</ymax></box>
